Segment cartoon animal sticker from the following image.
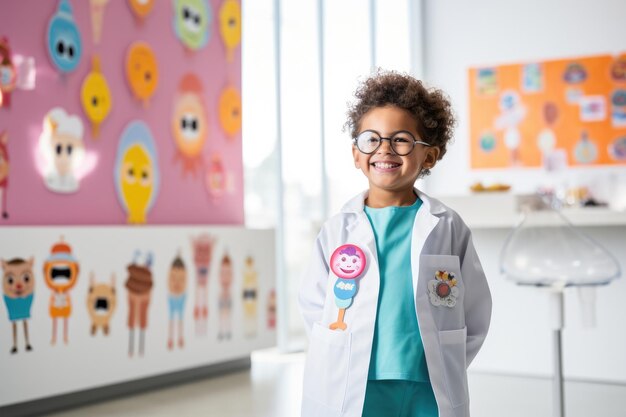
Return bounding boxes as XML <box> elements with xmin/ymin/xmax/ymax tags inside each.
<box><xmin>428</xmin><ymin>270</ymin><xmax>459</xmax><ymax>308</ymax></box>
<box><xmin>0</xmin><ymin>38</ymin><xmax>17</xmax><ymax>107</ymax></box>
<box><xmin>128</xmin><ymin>0</ymin><xmax>156</xmax><ymax>21</ymax></box>
<box><xmin>267</xmin><ymin>288</ymin><xmax>276</xmax><ymax>330</ymax></box>
<box><xmin>125</xmin><ymin>42</ymin><xmax>159</xmax><ymax>107</ymax></box>
<box><xmin>167</xmin><ymin>252</ymin><xmax>187</xmax><ymax>350</ymax></box>
<box><xmin>218</xmin><ymin>85</ymin><xmax>241</xmax><ymax>139</ymax></box>
<box><xmin>2</xmin><ymin>257</ymin><xmax>35</xmax><ymax>354</ymax></box>
<box><xmin>114</xmin><ymin>121</ymin><xmax>160</xmax><ymax>224</ymax></box>
<box><xmin>125</xmin><ymin>251</ymin><xmax>153</xmax><ymax>357</ymax></box>
<box><xmin>172</xmin><ymin>73</ymin><xmax>208</xmax><ymax>177</ymax></box>
<box><xmin>47</xmin><ymin>0</ymin><xmax>82</xmax><ymax>74</ymax></box>
<box><xmin>242</xmin><ymin>256</ymin><xmax>258</xmax><ymax>337</ymax></box>
<box><xmin>81</xmin><ymin>55</ymin><xmax>112</xmax><ymax>138</ymax></box>
<box><xmin>218</xmin><ymin>252</ymin><xmax>233</xmax><ymax>340</ymax></box>
<box><xmin>191</xmin><ymin>234</ymin><xmax>214</xmax><ymax>335</ymax></box>
<box><xmin>611</xmin><ymin>90</ymin><xmax>626</xmax><ymax>127</ymax></box>
<box><xmin>86</xmin><ymin>272</ymin><xmax>117</xmax><ymax>336</ymax></box>
<box><xmin>0</xmin><ymin>131</ymin><xmax>9</xmax><ymax>219</ymax></box>
<box><xmin>90</xmin><ymin>0</ymin><xmax>109</xmax><ymax>44</ymax></box>
<box><xmin>522</xmin><ymin>63</ymin><xmax>543</xmax><ymax>93</ymax></box>
<box><xmin>329</xmin><ymin>244</ymin><xmax>366</xmax><ymax>331</ymax></box>
<box><xmin>219</xmin><ymin>0</ymin><xmax>241</xmax><ymax>62</ymax></box>
<box><xmin>44</xmin><ymin>237</ymin><xmax>80</xmax><ymax>345</ymax></box>
<box><xmin>39</xmin><ymin>108</ymin><xmax>85</xmax><ymax>194</ymax></box>
<box><xmin>173</xmin><ymin>0</ymin><xmax>211</xmax><ymax>51</ymax></box>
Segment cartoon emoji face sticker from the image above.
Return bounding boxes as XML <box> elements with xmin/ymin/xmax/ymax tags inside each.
<box><xmin>2</xmin><ymin>258</ymin><xmax>35</xmax><ymax>299</ymax></box>
<box><xmin>172</xmin><ymin>73</ymin><xmax>207</xmax><ymax>175</ymax></box>
<box><xmin>219</xmin><ymin>0</ymin><xmax>241</xmax><ymax>61</ymax></box>
<box><xmin>128</xmin><ymin>0</ymin><xmax>155</xmax><ymax>20</ymax></box>
<box><xmin>125</xmin><ymin>42</ymin><xmax>159</xmax><ymax>106</ymax></box>
<box><xmin>173</xmin><ymin>0</ymin><xmax>211</xmax><ymax>51</ymax></box>
<box><xmin>81</xmin><ymin>55</ymin><xmax>112</xmax><ymax>138</ymax></box>
<box><xmin>330</xmin><ymin>244</ymin><xmax>366</xmax><ymax>280</ymax></box>
<box><xmin>218</xmin><ymin>86</ymin><xmax>241</xmax><ymax>138</ymax></box>
<box><xmin>43</xmin><ymin>239</ymin><xmax>80</xmax><ymax>293</ymax></box>
<box><xmin>47</xmin><ymin>0</ymin><xmax>82</xmax><ymax>73</ymax></box>
<box><xmin>40</xmin><ymin>108</ymin><xmax>85</xmax><ymax>194</ymax></box>
<box><xmin>114</xmin><ymin>121</ymin><xmax>160</xmax><ymax>224</ymax></box>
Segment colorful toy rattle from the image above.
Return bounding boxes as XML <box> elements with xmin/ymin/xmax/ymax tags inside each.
<box><xmin>329</xmin><ymin>244</ymin><xmax>366</xmax><ymax>331</ymax></box>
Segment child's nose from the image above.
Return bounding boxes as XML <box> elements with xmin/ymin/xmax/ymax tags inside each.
<box><xmin>377</xmin><ymin>139</ymin><xmax>394</xmax><ymax>154</ymax></box>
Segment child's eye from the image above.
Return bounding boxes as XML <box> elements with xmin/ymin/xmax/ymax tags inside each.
<box><xmin>341</xmin><ymin>257</ymin><xmax>346</xmax><ymax>262</ymax></box>
<box><xmin>352</xmin><ymin>259</ymin><xmax>356</xmax><ymax>263</ymax></box>
<box><xmin>393</xmin><ymin>137</ymin><xmax>411</xmax><ymax>143</ymax></box>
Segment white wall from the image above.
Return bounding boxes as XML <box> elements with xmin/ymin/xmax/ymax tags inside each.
<box><xmin>422</xmin><ymin>0</ymin><xmax>626</xmax><ymax>382</ymax></box>
<box><xmin>422</xmin><ymin>0</ymin><xmax>626</xmax><ymax>196</ymax></box>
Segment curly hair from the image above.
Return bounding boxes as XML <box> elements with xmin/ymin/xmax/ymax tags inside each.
<box><xmin>345</xmin><ymin>70</ymin><xmax>456</xmax><ymax>177</ymax></box>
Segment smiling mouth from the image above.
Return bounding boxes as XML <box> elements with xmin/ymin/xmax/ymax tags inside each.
<box><xmin>371</xmin><ymin>162</ymin><xmax>401</xmax><ymax>169</ymax></box>
<box><xmin>340</xmin><ymin>268</ymin><xmax>354</xmax><ymax>274</ymax></box>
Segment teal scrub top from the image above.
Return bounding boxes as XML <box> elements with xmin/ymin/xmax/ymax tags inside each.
<box><xmin>364</xmin><ymin>197</ymin><xmax>430</xmax><ymax>382</ymax></box>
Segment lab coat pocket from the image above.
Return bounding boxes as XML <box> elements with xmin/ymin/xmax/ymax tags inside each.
<box><xmin>303</xmin><ymin>322</ymin><xmax>352</xmax><ymax>412</ymax></box>
<box><xmin>438</xmin><ymin>326</ymin><xmax>468</xmax><ymax>408</ymax></box>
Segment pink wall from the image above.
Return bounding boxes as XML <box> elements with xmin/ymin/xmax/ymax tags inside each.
<box><xmin>0</xmin><ymin>0</ymin><xmax>243</xmax><ymax>225</ymax></box>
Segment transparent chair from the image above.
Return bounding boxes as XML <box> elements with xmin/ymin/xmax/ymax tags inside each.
<box><xmin>500</xmin><ymin>208</ymin><xmax>621</xmax><ymax>417</ymax></box>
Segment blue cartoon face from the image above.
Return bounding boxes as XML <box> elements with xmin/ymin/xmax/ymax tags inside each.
<box><xmin>47</xmin><ymin>0</ymin><xmax>82</xmax><ymax>73</ymax></box>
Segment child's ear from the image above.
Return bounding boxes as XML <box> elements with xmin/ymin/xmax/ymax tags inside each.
<box><xmin>352</xmin><ymin>145</ymin><xmax>361</xmax><ymax>169</ymax></box>
<box><xmin>423</xmin><ymin>146</ymin><xmax>441</xmax><ymax>170</ymax></box>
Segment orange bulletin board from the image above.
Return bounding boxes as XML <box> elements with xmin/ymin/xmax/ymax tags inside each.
<box><xmin>469</xmin><ymin>53</ymin><xmax>626</xmax><ymax>169</ymax></box>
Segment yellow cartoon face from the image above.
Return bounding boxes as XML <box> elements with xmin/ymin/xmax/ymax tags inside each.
<box><xmin>172</xmin><ymin>93</ymin><xmax>207</xmax><ymax>157</ymax></box>
<box><xmin>218</xmin><ymin>86</ymin><xmax>241</xmax><ymax>138</ymax></box>
<box><xmin>81</xmin><ymin>57</ymin><xmax>111</xmax><ymax>135</ymax></box>
<box><xmin>119</xmin><ymin>144</ymin><xmax>154</xmax><ymax>223</ymax></box>
<box><xmin>126</xmin><ymin>43</ymin><xmax>159</xmax><ymax>103</ymax></box>
<box><xmin>44</xmin><ymin>259</ymin><xmax>79</xmax><ymax>292</ymax></box>
<box><xmin>219</xmin><ymin>0</ymin><xmax>241</xmax><ymax>60</ymax></box>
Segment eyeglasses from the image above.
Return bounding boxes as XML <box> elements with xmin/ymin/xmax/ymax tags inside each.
<box><xmin>353</xmin><ymin>130</ymin><xmax>431</xmax><ymax>156</ymax></box>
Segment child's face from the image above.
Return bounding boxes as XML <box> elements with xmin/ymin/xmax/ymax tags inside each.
<box><xmin>352</xmin><ymin>106</ymin><xmax>439</xmax><ymax>196</ymax></box>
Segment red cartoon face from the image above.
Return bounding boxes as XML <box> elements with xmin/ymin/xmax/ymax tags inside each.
<box><xmin>330</xmin><ymin>244</ymin><xmax>366</xmax><ymax>280</ymax></box>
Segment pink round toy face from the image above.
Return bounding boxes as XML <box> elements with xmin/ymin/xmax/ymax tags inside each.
<box><xmin>330</xmin><ymin>244</ymin><xmax>366</xmax><ymax>280</ymax></box>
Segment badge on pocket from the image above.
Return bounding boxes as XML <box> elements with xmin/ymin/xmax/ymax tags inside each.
<box><xmin>428</xmin><ymin>270</ymin><xmax>459</xmax><ymax>308</ymax></box>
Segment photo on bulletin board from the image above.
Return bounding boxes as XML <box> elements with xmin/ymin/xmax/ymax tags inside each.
<box><xmin>0</xmin><ymin>0</ymin><xmax>243</xmax><ymax>226</ymax></box>
<box><xmin>468</xmin><ymin>53</ymin><xmax>626</xmax><ymax>169</ymax></box>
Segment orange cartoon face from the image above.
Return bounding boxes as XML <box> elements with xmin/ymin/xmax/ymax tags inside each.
<box><xmin>172</xmin><ymin>92</ymin><xmax>207</xmax><ymax>157</ymax></box>
<box><xmin>44</xmin><ymin>260</ymin><xmax>79</xmax><ymax>292</ymax></box>
<box><xmin>126</xmin><ymin>42</ymin><xmax>159</xmax><ymax>103</ymax></box>
<box><xmin>43</xmin><ymin>240</ymin><xmax>79</xmax><ymax>292</ymax></box>
<box><xmin>218</xmin><ymin>86</ymin><xmax>241</xmax><ymax>138</ymax></box>
<box><xmin>128</xmin><ymin>0</ymin><xmax>155</xmax><ymax>19</ymax></box>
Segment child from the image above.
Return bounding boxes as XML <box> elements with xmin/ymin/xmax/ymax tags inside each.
<box><xmin>298</xmin><ymin>71</ymin><xmax>492</xmax><ymax>417</ymax></box>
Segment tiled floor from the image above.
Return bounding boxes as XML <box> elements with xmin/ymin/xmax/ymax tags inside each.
<box><xmin>49</xmin><ymin>349</ymin><xmax>626</xmax><ymax>417</ymax></box>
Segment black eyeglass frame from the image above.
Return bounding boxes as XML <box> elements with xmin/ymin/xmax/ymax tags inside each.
<box><xmin>352</xmin><ymin>129</ymin><xmax>432</xmax><ymax>156</ymax></box>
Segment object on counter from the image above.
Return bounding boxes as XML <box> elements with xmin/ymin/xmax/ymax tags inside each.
<box><xmin>470</xmin><ymin>182</ymin><xmax>511</xmax><ymax>192</ymax></box>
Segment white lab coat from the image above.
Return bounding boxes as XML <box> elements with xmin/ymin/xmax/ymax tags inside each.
<box><xmin>298</xmin><ymin>189</ymin><xmax>492</xmax><ymax>417</ymax></box>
